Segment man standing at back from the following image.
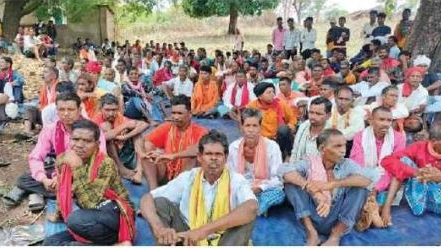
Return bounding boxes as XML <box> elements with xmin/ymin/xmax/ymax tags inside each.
<box><xmin>284</xmin><ymin>18</ymin><xmax>301</xmax><ymax>60</ymax></box>
<box><xmin>272</xmin><ymin>17</ymin><xmax>286</xmax><ymax>56</ymax></box>
<box><xmin>300</xmin><ymin>17</ymin><xmax>317</xmax><ymax>59</ymax></box>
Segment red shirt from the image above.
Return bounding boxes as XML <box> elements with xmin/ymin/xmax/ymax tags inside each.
<box><xmin>381</xmin><ymin>141</ymin><xmax>441</xmax><ymax>182</ymax></box>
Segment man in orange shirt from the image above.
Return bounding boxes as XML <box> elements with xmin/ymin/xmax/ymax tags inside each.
<box><xmin>143</xmin><ymin>95</ymin><xmax>207</xmax><ymax>189</ymax></box>
<box><xmin>247</xmin><ymin>82</ymin><xmax>296</xmax><ymax>161</ymax></box>
<box><xmin>191</xmin><ymin>65</ymin><xmax>219</xmax><ymax>118</ymax></box>
<box><xmin>23</xmin><ymin>66</ymin><xmax>59</xmax><ymax>136</ymax></box>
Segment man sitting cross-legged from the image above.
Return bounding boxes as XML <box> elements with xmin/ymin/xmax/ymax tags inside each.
<box><xmin>93</xmin><ymin>93</ymin><xmax>149</xmax><ymax>184</ymax></box>
<box><xmin>143</xmin><ymin>95</ymin><xmax>207</xmax><ymax>190</ymax></box>
<box><xmin>2</xmin><ymin>92</ymin><xmax>106</xmax><ymax>211</ymax></box>
<box><xmin>140</xmin><ymin>130</ymin><xmax>258</xmax><ymax>246</ymax></box>
<box><xmin>380</xmin><ymin>122</ymin><xmax>441</xmax><ymax>226</ymax></box>
<box><xmin>227</xmin><ymin>108</ymin><xmax>284</xmax><ymax>216</ymax></box>
<box><xmin>44</xmin><ymin>119</ymin><xmax>135</xmax><ymax>246</ymax></box>
<box><xmin>280</xmin><ymin>129</ymin><xmax>380</xmax><ymax>246</ymax></box>
<box><xmin>350</xmin><ymin>106</ymin><xmax>405</xmax><ymax>229</ymax></box>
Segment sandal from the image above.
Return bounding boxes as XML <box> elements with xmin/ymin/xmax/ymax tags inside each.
<box><xmin>2</xmin><ymin>186</ymin><xmax>26</xmax><ymax>207</ymax></box>
<box><xmin>28</xmin><ymin>193</ymin><xmax>45</xmax><ymax>212</ymax></box>
<box><xmin>0</xmin><ymin>159</ymin><xmax>10</xmax><ymax>167</ymax></box>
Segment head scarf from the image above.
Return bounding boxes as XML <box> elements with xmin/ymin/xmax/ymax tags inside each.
<box><xmin>85</xmin><ymin>61</ymin><xmax>102</xmax><ymax>74</ymax></box>
<box><xmin>413</xmin><ymin>55</ymin><xmax>431</xmax><ymax>67</ymax></box>
<box><xmin>402</xmin><ymin>66</ymin><xmax>425</xmax><ymax>97</ymax></box>
<box><xmin>253</xmin><ymin>82</ymin><xmax>275</xmax><ymax>97</ymax></box>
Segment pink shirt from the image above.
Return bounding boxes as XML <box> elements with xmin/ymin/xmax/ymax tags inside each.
<box><xmin>28</xmin><ymin>121</ymin><xmax>107</xmax><ymax>182</ymax></box>
<box><xmin>272</xmin><ymin>27</ymin><xmax>286</xmax><ymax>51</ymax></box>
<box><xmin>350</xmin><ymin>130</ymin><xmax>405</xmax><ymax>191</ymax></box>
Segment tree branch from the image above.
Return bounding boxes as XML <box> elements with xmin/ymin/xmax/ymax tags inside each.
<box><xmin>22</xmin><ymin>0</ymin><xmax>44</xmax><ymax>16</ymax></box>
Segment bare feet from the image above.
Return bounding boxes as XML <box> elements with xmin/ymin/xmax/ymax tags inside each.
<box><xmin>131</xmin><ymin>170</ymin><xmax>143</xmax><ymax>185</ymax></box>
<box><xmin>321</xmin><ymin>235</ymin><xmax>341</xmax><ymax>246</ymax></box>
<box><xmin>380</xmin><ymin>206</ymin><xmax>393</xmax><ymax>227</ymax></box>
<box><xmin>305</xmin><ymin>228</ymin><xmax>320</xmax><ymax>246</ymax></box>
<box><xmin>47</xmin><ymin>211</ymin><xmax>62</xmax><ymax>223</ymax></box>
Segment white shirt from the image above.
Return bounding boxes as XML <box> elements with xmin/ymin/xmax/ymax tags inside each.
<box><xmin>227</xmin><ymin>137</ymin><xmax>283</xmax><ymax>191</ymax></box>
<box><xmin>300</xmin><ymin>28</ymin><xmax>317</xmax><ymax>50</ymax></box>
<box><xmin>361</xmin><ymin>22</ymin><xmax>378</xmax><ymax>44</ymax></box>
<box><xmin>150</xmin><ymin>167</ymin><xmax>257</xmax><ymax>225</ymax></box>
<box><xmin>325</xmin><ymin>106</ymin><xmax>366</xmax><ymax>140</ymax></box>
<box><xmin>23</xmin><ymin>35</ymin><xmax>38</xmax><ymax>51</ymax></box>
<box><xmin>365</xmin><ymin>101</ymin><xmax>409</xmax><ymax>120</ymax></box>
<box><xmin>222</xmin><ymin>82</ymin><xmax>256</xmax><ymax>109</ymax></box>
<box><xmin>1</xmin><ymin>82</ymin><xmax>14</xmax><ymax>101</ymax></box>
<box><xmin>284</xmin><ymin>28</ymin><xmax>301</xmax><ymax>50</ymax></box>
<box><xmin>41</xmin><ymin>103</ymin><xmax>57</xmax><ymax>127</ymax></box>
<box><xmin>165</xmin><ymin>77</ymin><xmax>194</xmax><ymax>97</ymax></box>
<box><xmin>397</xmin><ymin>83</ymin><xmax>429</xmax><ymax>112</ymax></box>
<box><xmin>114</xmin><ymin>70</ymin><xmax>128</xmax><ymax>85</ymax></box>
<box><xmin>351</xmin><ymin>81</ymin><xmax>389</xmax><ymax>106</ymax></box>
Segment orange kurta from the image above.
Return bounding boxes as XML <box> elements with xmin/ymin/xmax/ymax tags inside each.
<box><xmin>38</xmin><ymin>81</ymin><xmax>59</xmax><ymax>110</ymax></box>
<box><xmin>191</xmin><ymin>80</ymin><xmax>219</xmax><ymax>114</ymax></box>
<box><xmin>247</xmin><ymin>99</ymin><xmax>297</xmax><ymax>139</ymax></box>
<box><xmin>146</xmin><ymin>122</ymin><xmax>207</xmax><ymax>179</ymax></box>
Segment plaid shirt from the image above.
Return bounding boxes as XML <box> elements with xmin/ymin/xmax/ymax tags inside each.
<box><xmin>57</xmin><ymin>155</ymin><xmax>133</xmax><ymax>210</ymax></box>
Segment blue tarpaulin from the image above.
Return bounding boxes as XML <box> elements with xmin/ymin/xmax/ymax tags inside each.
<box><xmin>45</xmin><ymin>119</ymin><xmax>441</xmax><ymax>245</ymax></box>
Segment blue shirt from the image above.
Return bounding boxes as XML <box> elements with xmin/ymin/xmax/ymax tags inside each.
<box><xmin>389</xmin><ymin>45</ymin><xmax>400</xmax><ymax>60</ymax></box>
<box><xmin>97</xmin><ymin>78</ymin><xmax>119</xmax><ymax>93</ymax></box>
<box><xmin>372</xmin><ymin>25</ymin><xmax>391</xmax><ymax>37</ymax></box>
<box><xmin>150</xmin><ymin>167</ymin><xmax>257</xmax><ymax>225</ymax></box>
<box><xmin>278</xmin><ymin>158</ymin><xmax>380</xmax><ymax>199</ymax></box>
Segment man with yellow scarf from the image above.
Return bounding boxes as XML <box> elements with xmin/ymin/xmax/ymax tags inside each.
<box><xmin>140</xmin><ymin>130</ymin><xmax>258</xmax><ymax>246</ymax></box>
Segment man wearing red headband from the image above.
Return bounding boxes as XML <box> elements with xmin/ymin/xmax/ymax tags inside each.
<box><xmin>397</xmin><ymin>67</ymin><xmax>428</xmax><ymax>115</ymax></box>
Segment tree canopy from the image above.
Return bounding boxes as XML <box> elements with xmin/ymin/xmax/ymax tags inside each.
<box><xmin>182</xmin><ymin>0</ymin><xmax>279</xmax><ymax>33</ymax></box>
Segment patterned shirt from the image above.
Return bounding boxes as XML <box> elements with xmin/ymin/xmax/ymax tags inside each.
<box><xmin>57</xmin><ymin>154</ymin><xmax>133</xmax><ymax>210</ymax></box>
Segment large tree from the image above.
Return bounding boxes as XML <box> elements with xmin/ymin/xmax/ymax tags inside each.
<box><xmin>2</xmin><ymin>0</ymin><xmax>43</xmax><ymax>42</ymax></box>
<box><xmin>182</xmin><ymin>0</ymin><xmax>279</xmax><ymax>34</ymax></box>
<box><xmin>405</xmin><ymin>0</ymin><xmax>441</xmax><ymax>71</ymax></box>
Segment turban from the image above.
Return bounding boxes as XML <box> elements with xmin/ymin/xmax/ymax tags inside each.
<box><xmin>85</xmin><ymin>61</ymin><xmax>102</xmax><ymax>74</ymax></box>
<box><xmin>253</xmin><ymin>82</ymin><xmax>275</xmax><ymax>97</ymax></box>
<box><xmin>405</xmin><ymin>66</ymin><xmax>425</xmax><ymax>79</ymax></box>
<box><xmin>402</xmin><ymin>66</ymin><xmax>425</xmax><ymax>97</ymax></box>
<box><xmin>413</xmin><ymin>55</ymin><xmax>431</xmax><ymax>67</ymax></box>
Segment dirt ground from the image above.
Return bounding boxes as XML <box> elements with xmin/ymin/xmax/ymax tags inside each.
<box><xmin>0</xmin><ymin>56</ymin><xmax>47</xmax><ymax>229</ymax></box>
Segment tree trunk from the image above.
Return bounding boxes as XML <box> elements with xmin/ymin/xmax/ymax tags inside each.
<box><xmin>405</xmin><ymin>0</ymin><xmax>441</xmax><ymax>72</ymax></box>
<box><xmin>3</xmin><ymin>0</ymin><xmax>43</xmax><ymax>42</ymax></box>
<box><xmin>293</xmin><ymin>0</ymin><xmax>302</xmax><ymax>24</ymax></box>
<box><xmin>3</xmin><ymin>0</ymin><xmax>28</xmax><ymax>42</ymax></box>
<box><xmin>228</xmin><ymin>6</ymin><xmax>239</xmax><ymax>35</ymax></box>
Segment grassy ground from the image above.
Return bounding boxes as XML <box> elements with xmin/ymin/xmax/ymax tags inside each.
<box><xmin>117</xmin><ymin>7</ymin><xmax>400</xmax><ymax>57</ymax></box>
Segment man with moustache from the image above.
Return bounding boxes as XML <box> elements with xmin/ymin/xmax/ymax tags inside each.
<box><xmin>140</xmin><ymin>130</ymin><xmax>258</xmax><ymax>246</ymax></box>
<box><xmin>143</xmin><ymin>95</ymin><xmax>207</xmax><ymax>190</ymax></box>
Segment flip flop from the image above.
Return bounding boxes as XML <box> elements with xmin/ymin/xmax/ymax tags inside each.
<box><xmin>0</xmin><ymin>160</ymin><xmax>10</xmax><ymax>167</ymax></box>
<box><xmin>2</xmin><ymin>186</ymin><xmax>26</xmax><ymax>207</ymax></box>
<box><xmin>28</xmin><ymin>193</ymin><xmax>45</xmax><ymax>212</ymax></box>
